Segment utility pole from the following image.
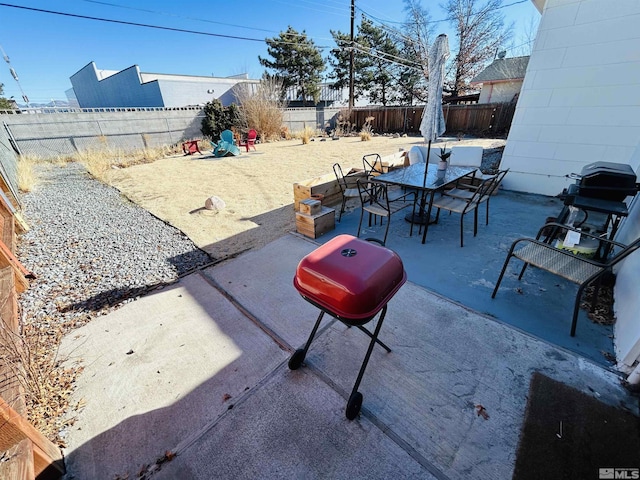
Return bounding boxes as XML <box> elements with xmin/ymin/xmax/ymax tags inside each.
<box><xmin>348</xmin><ymin>0</ymin><xmax>355</xmax><ymax>110</ymax></box>
<box><xmin>1</xmin><ymin>45</ymin><xmax>30</xmax><ymax>107</ymax></box>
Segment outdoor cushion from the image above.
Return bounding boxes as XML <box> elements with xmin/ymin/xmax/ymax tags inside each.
<box><xmin>408</xmin><ymin>146</ymin><xmax>425</xmax><ymax>164</ymax></box>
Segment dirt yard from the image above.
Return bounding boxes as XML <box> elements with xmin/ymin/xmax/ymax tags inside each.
<box><xmin>105</xmin><ymin>135</ymin><xmax>506</xmax><ymax>261</ymax></box>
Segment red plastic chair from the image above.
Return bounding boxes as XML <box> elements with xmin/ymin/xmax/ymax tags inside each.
<box><xmin>238</xmin><ymin>129</ymin><xmax>257</xmax><ymax>152</ymax></box>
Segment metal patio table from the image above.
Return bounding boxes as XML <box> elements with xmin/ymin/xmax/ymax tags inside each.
<box><xmin>374</xmin><ymin>163</ymin><xmax>476</xmax><ymax>244</ymax></box>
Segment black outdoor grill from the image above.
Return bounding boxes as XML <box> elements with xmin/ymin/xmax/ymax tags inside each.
<box><xmin>564</xmin><ymin>161</ymin><xmax>639</xmax><ymax>204</ymax></box>
<box><xmin>289</xmin><ymin>234</ymin><xmax>406</xmax><ymax>420</ymax></box>
<box><xmin>551</xmin><ymin>162</ymin><xmax>639</xmax><ymax>254</ymax></box>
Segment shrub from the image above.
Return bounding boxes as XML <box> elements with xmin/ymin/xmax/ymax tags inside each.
<box><xmin>360</xmin><ymin>124</ymin><xmax>372</xmax><ymax>141</ymax></box>
<box><xmin>0</xmin><ymin>319</ymin><xmax>83</xmax><ymax>445</ymax></box>
<box><xmin>334</xmin><ymin>108</ymin><xmax>354</xmax><ymax>137</ymax></box>
<box><xmin>201</xmin><ymin>99</ymin><xmax>242</xmax><ymax>141</ymax></box>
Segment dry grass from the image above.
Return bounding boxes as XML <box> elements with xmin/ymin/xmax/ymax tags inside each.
<box><xmin>71</xmin><ymin>144</ymin><xmax>173</xmax><ymax>181</ymax></box>
<box><xmin>360</xmin><ymin>116</ymin><xmax>375</xmax><ymax>141</ymax></box>
<box><xmin>298</xmin><ymin>126</ymin><xmax>317</xmax><ymax>144</ymax></box>
<box><xmin>17</xmin><ymin>154</ymin><xmax>39</xmax><ymax>192</ymax></box>
<box><xmin>0</xmin><ymin>317</ymin><xmax>83</xmax><ymax>446</ymax></box>
<box><xmin>235</xmin><ymin>78</ymin><xmax>286</xmax><ymax>142</ymax></box>
<box><xmin>360</xmin><ymin>125</ymin><xmax>373</xmax><ymax>141</ymax></box>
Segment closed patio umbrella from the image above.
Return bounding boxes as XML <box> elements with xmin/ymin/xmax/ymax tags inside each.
<box><xmin>420</xmin><ymin>34</ymin><xmax>450</xmax><ymax>143</ymax></box>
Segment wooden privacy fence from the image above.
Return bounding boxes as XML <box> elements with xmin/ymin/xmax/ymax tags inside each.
<box><xmin>0</xmin><ymin>131</ymin><xmax>64</xmax><ymax>478</ymax></box>
<box><xmin>350</xmin><ymin>102</ymin><xmax>516</xmax><ymax>136</ymax></box>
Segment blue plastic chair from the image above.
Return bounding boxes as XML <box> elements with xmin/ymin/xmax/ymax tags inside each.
<box><xmin>212</xmin><ymin>130</ymin><xmax>241</xmax><ymax>157</ymax></box>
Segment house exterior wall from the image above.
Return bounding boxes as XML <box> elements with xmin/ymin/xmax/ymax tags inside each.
<box><xmin>508</xmin><ymin>0</ymin><xmax>640</xmax><ymax>377</ymax></box>
<box><xmin>612</xmin><ymin>141</ymin><xmax>640</xmax><ymax>373</ymax></box>
<box><xmin>501</xmin><ymin>0</ymin><xmax>640</xmax><ymax>196</ymax></box>
<box><xmin>478</xmin><ymin>80</ymin><xmax>522</xmax><ymax>104</ymax></box>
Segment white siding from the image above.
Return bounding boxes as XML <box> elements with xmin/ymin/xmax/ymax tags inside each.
<box><xmin>502</xmin><ymin>0</ymin><xmax>640</xmax><ymax>196</ymax></box>
<box><xmin>613</xmin><ymin>142</ymin><xmax>640</xmax><ymax>372</ymax></box>
<box><xmin>506</xmin><ymin>0</ymin><xmax>640</xmax><ymax>374</ymax></box>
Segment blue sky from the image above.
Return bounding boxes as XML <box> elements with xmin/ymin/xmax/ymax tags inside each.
<box><xmin>0</xmin><ymin>0</ymin><xmax>540</xmax><ymax>104</ymax></box>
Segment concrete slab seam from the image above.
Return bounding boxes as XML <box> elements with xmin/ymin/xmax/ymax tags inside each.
<box><xmin>196</xmin><ymin>270</ymin><xmax>293</xmax><ymax>352</ymax></box>
<box><xmin>300</xmin><ymin>354</ymin><xmax>451</xmax><ymax>480</ymax></box>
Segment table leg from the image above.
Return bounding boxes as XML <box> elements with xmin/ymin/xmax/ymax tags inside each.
<box><xmin>421</xmin><ymin>191</ymin><xmax>436</xmax><ymax>244</ymax></box>
<box><xmin>405</xmin><ymin>190</ymin><xmax>430</xmax><ymax>225</ymax></box>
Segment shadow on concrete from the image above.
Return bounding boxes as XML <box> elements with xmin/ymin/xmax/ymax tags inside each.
<box><xmin>59</xmin><ymin>187</ymin><xmax>631</xmax><ymax>479</ymax></box>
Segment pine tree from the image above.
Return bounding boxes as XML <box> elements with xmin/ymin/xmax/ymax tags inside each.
<box><xmin>259</xmin><ymin>26</ymin><xmax>325</xmax><ymax>107</ymax></box>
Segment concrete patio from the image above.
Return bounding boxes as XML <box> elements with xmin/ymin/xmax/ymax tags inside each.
<box><xmin>59</xmin><ymin>189</ymin><xmax>637</xmax><ymax>479</ymax></box>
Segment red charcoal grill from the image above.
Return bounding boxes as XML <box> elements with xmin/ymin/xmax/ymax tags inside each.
<box><xmin>289</xmin><ymin>234</ymin><xmax>407</xmax><ymax>420</ymax></box>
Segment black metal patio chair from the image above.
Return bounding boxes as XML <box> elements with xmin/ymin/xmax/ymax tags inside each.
<box><xmin>333</xmin><ymin>163</ymin><xmax>362</xmax><ymax>223</ymax></box>
<box><xmin>429</xmin><ymin>176</ymin><xmax>495</xmax><ymax>247</ymax></box>
<box><xmin>492</xmin><ymin>222</ymin><xmax>640</xmax><ymax>336</ymax></box>
<box><xmin>356</xmin><ymin>179</ymin><xmax>417</xmax><ymax>245</ymax></box>
<box><xmin>445</xmin><ymin>169</ymin><xmax>510</xmax><ymax>226</ymax></box>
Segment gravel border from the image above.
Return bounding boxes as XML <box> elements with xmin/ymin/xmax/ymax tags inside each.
<box><xmin>17</xmin><ymin>162</ymin><xmax>212</xmax><ymax>330</ymax></box>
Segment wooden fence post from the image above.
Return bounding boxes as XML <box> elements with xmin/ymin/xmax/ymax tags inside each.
<box><xmin>0</xmin><ymin>397</ymin><xmax>65</xmax><ymax>479</ymax></box>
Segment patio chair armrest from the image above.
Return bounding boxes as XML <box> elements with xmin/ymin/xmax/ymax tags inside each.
<box><xmin>510</xmin><ymin>237</ymin><xmax>609</xmax><ymax>267</ymax></box>
<box><xmin>535</xmin><ymin>222</ymin><xmax>628</xmax><ymax>249</ymax></box>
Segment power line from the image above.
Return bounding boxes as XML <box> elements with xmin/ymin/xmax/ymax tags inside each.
<box><xmin>359</xmin><ymin>0</ymin><xmax>528</xmax><ymax>27</ymax></box>
<box><xmin>0</xmin><ymin>3</ymin><xmax>264</xmax><ymax>42</ymax></box>
<box><xmin>270</xmin><ymin>0</ymin><xmax>349</xmax><ymax>16</ymax></box>
<box><xmin>0</xmin><ymin>2</ymin><xmax>331</xmax><ymax>47</ymax></box>
<box><xmin>81</xmin><ymin>0</ymin><xmax>279</xmax><ymax>34</ymax></box>
<box><xmin>80</xmin><ymin>0</ymin><xmax>343</xmax><ymax>42</ymax></box>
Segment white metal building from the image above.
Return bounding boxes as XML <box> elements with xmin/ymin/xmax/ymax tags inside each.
<box><xmin>69</xmin><ymin>62</ymin><xmax>259</xmax><ymax>109</ymax></box>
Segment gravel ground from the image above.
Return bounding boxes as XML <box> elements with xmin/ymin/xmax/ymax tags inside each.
<box><xmin>17</xmin><ymin>162</ymin><xmax>212</xmax><ymax>330</ymax></box>
<box><xmin>481</xmin><ymin>146</ymin><xmax>505</xmax><ymax>174</ymax></box>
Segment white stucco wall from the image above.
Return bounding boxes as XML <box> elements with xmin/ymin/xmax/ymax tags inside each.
<box><xmin>478</xmin><ymin>81</ymin><xmax>522</xmax><ymax>104</ymax></box>
<box><xmin>501</xmin><ymin>0</ymin><xmax>640</xmax><ymax>196</ymax></box>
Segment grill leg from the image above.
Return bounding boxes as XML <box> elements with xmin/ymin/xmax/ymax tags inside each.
<box><xmin>289</xmin><ymin>310</ymin><xmax>325</xmax><ymax>370</ymax></box>
<box><xmin>346</xmin><ymin>305</ymin><xmax>388</xmax><ymax>419</ymax></box>
<box><xmin>353</xmin><ymin>324</ymin><xmax>391</xmax><ymax>352</ymax></box>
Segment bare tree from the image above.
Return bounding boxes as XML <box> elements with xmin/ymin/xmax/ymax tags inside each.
<box><xmin>443</xmin><ymin>0</ymin><xmax>513</xmax><ymax>96</ymax></box>
<box><xmin>392</xmin><ymin>0</ymin><xmax>435</xmax><ymax>104</ymax></box>
<box><xmin>508</xmin><ymin>14</ymin><xmax>539</xmax><ymax>57</ymax></box>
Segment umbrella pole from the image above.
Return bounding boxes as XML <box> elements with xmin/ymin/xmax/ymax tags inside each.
<box><xmin>422</xmin><ymin>140</ymin><xmax>431</xmax><ymax>188</ymax></box>
<box><xmin>405</xmin><ymin>140</ymin><xmax>433</xmax><ymax>226</ymax></box>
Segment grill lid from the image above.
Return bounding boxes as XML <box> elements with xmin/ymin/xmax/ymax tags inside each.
<box><xmin>293</xmin><ymin>235</ymin><xmax>406</xmax><ymax>323</ymax></box>
<box><xmin>573</xmin><ymin>162</ymin><xmax>638</xmax><ymax>201</ymax></box>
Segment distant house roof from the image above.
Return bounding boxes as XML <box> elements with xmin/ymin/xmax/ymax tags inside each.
<box><xmin>471</xmin><ymin>56</ymin><xmax>530</xmax><ymax>84</ymax></box>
